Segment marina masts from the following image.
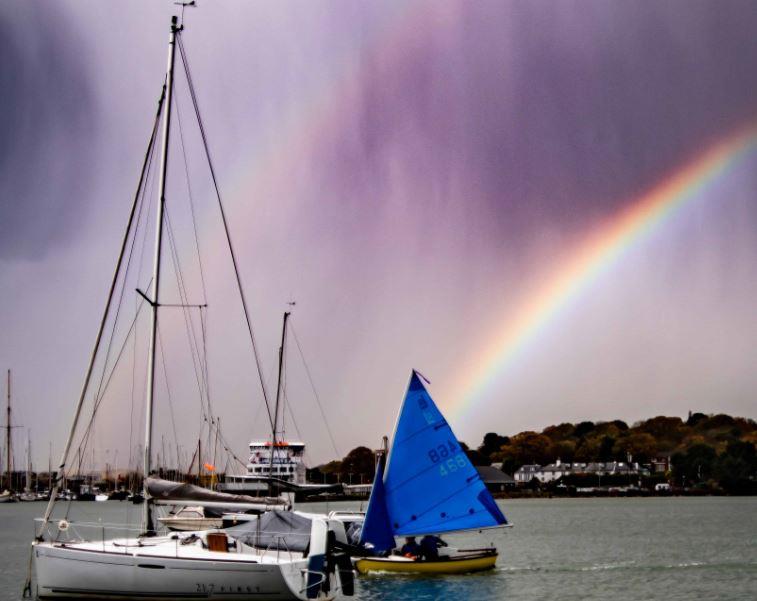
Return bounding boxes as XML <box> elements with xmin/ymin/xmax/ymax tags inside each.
<box><xmin>5</xmin><ymin>369</ymin><xmax>11</xmax><ymax>491</ymax></box>
<box><xmin>143</xmin><ymin>15</ymin><xmax>179</xmax><ymax>534</ymax></box>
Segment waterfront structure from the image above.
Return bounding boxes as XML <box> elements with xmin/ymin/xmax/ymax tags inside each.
<box><xmin>477</xmin><ymin>465</ymin><xmax>516</xmax><ymax>492</ymax></box>
<box><xmin>219</xmin><ymin>440</ymin><xmax>306</xmax><ymax>494</ymax></box>
<box><xmin>514</xmin><ymin>460</ymin><xmax>649</xmax><ymax>484</ymax></box>
<box><xmin>514</xmin><ymin>464</ymin><xmax>541</xmax><ymax>483</ymax></box>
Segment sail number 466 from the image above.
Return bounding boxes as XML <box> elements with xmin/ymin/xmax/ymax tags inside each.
<box><xmin>428</xmin><ymin>441</ymin><xmax>466</xmax><ymax>476</ymax></box>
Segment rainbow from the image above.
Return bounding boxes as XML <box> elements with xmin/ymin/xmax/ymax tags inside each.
<box><xmin>448</xmin><ymin>123</ymin><xmax>757</xmax><ymax>419</ymax></box>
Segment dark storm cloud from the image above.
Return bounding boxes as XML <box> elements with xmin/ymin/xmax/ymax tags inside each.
<box><xmin>0</xmin><ymin>3</ymin><xmax>95</xmax><ymax>260</ymax></box>
<box><xmin>318</xmin><ymin>0</ymin><xmax>757</xmax><ymax>238</ymax></box>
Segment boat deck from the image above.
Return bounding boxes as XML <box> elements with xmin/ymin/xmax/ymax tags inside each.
<box><xmin>47</xmin><ymin>535</ymin><xmax>306</xmax><ymax>565</ymax></box>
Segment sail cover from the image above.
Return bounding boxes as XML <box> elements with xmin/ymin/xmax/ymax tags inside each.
<box><xmin>146</xmin><ymin>477</ymin><xmax>279</xmax><ymax>506</ymax></box>
<box><xmin>226</xmin><ymin>510</ymin><xmax>312</xmax><ymax>553</ymax></box>
<box><xmin>361</xmin><ymin>371</ymin><xmax>507</xmax><ymax>550</ymax></box>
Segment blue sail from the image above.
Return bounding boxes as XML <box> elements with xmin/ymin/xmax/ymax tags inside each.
<box><xmin>357</xmin><ymin>457</ymin><xmax>395</xmax><ymax>551</ymax></box>
<box><xmin>361</xmin><ymin>371</ymin><xmax>507</xmax><ymax>551</ymax></box>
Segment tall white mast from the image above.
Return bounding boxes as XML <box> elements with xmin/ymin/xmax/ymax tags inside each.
<box><xmin>143</xmin><ymin>15</ymin><xmax>179</xmax><ymax>533</ymax></box>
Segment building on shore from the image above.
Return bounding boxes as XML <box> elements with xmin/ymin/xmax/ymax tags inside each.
<box><xmin>477</xmin><ymin>464</ymin><xmax>516</xmax><ymax>492</ymax></box>
<box><xmin>514</xmin><ymin>460</ymin><xmax>650</xmax><ymax>484</ymax></box>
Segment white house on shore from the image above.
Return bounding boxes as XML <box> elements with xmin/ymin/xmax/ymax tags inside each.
<box><xmin>514</xmin><ymin>464</ymin><xmax>541</xmax><ymax>483</ymax></box>
<box><xmin>514</xmin><ymin>460</ymin><xmax>648</xmax><ymax>484</ymax></box>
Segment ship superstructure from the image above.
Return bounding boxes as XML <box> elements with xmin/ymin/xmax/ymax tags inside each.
<box><xmin>220</xmin><ymin>440</ymin><xmax>306</xmax><ymax>493</ymax></box>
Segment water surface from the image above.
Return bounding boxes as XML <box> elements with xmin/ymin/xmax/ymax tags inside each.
<box><xmin>1</xmin><ymin>497</ymin><xmax>755</xmax><ymax>600</ymax></box>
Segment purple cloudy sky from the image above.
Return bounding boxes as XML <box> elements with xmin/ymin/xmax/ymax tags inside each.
<box><xmin>1</xmin><ymin>1</ymin><xmax>756</xmax><ymax>469</ymax></box>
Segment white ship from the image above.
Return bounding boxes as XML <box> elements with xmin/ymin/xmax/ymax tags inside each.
<box><xmin>220</xmin><ymin>440</ymin><xmax>307</xmax><ymax>494</ymax></box>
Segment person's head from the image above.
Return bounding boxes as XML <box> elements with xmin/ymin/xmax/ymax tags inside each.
<box><xmin>405</xmin><ymin>536</ymin><xmax>416</xmax><ymax>543</ymax></box>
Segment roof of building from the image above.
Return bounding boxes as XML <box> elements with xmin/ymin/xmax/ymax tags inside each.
<box><xmin>515</xmin><ymin>464</ymin><xmax>541</xmax><ymax>472</ymax></box>
<box><xmin>476</xmin><ymin>465</ymin><xmax>516</xmax><ymax>484</ymax></box>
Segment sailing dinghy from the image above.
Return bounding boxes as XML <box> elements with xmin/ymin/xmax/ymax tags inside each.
<box><xmin>356</xmin><ymin>370</ymin><xmax>509</xmax><ymax>574</ymax></box>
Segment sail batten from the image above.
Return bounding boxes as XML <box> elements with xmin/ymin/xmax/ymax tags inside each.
<box><xmin>360</xmin><ymin>371</ymin><xmax>507</xmax><ymax>551</ymax></box>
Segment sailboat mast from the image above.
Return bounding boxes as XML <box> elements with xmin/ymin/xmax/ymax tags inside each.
<box><xmin>6</xmin><ymin>370</ymin><xmax>11</xmax><ymax>491</ymax></box>
<box><xmin>268</xmin><ymin>312</ymin><xmax>290</xmax><ymax>494</ymax></box>
<box><xmin>143</xmin><ymin>15</ymin><xmax>179</xmax><ymax>533</ymax></box>
<box><xmin>26</xmin><ymin>429</ymin><xmax>31</xmax><ymax>492</ymax></box>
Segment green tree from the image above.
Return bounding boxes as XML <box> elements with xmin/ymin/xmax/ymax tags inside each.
<box><xmin>340</xmin><ymin>446</ymin><xmax>375</xmax><ymax>483</ymax></box>
<box><xmin>686</xmin><ymin>412</ymin><xmax>707</xmax><ymax>427</ymax></box>
<box><xmin>549</xmin><ymin>439</ymin><xmax>577</xmax><ymax>462</ymax></box>
<box><xmin>672</xmin><ymin>443</ymin><xmax>717</xmax><ymax>485</ymax></box>
<box><xmin>598</xmin><ymin>436</ymin><xmax>616</xmax><ymax>461</ymax></box>
<box><xmin>615</xmin><ymin>432</ymin><xmax>657</xmax><ymax>463</ymax></box>
<box><xmin>716</xmin><ymin>440</ymin><xmax>757</xmax><ymax>494</ymax></box>
<box><xmin>506</xmin><ymin>431</ymin><xmax>552</xmax><ymax>465</ymax></box>
<box><xmin>478</xmin><ymin>432</ymin><xmax>510</xmax><ymax>459</ymax></box>
<box><xmin>574</xmin><ymin>421</ymin><xmax>595</xmax><ymax>439</ymax></box>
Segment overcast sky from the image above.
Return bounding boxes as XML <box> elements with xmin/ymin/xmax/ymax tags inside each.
<box><xmin>1</xmin><ymin>1</ymin><xmax>756</xmax><ymax>470</ymax></box>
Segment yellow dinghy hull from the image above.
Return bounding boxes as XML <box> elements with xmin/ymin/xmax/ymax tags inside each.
<box><xmin>355</xmin><ymin>549</ymin><xmax>497</xmax><ymax>575</ymax></box>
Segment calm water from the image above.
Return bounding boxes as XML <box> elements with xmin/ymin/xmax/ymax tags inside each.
<box><xmin>1</xmin><ymin>497</ymin><xmax>755</xmax><ymax>600</ymax></box>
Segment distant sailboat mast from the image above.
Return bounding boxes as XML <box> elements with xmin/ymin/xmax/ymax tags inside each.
<box><xmin>268</xmin><ymin>311</ymin><xmax>291</xmax><ymax>495</ymax></box>
<box><xmin>5</xmin><ymin>369</ymin><xmax>11</xmax><ymax>491</ymax></box>
<box><xmin>26</xmin><ymin>430</ymin><xmax>31</xmax><ymax>493</ymax></box>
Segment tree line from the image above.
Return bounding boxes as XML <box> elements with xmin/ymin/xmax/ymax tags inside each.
<box><xmin>310</xmin><ymin>413</ymin><xmax>757</xmax><ymax>494</ymax></box>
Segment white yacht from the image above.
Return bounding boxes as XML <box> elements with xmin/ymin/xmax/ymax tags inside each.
<box><xmin>28</xmin><ymin>15</ymin><xmax>352</xmax><ymax>601</ymax></box>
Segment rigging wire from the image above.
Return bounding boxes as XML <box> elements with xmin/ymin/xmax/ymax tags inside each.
<box><xmin>162</xmin><ymin>205</ymin><xmax>210</xmax><ymax>415</ymax></box>
<box><xmin>162</xmin><ymin>204</ymin><xmax>223</xmax><ymax>463</ymax></box>
<box><xmin>71</xmin><ymin>95</ymin><xmax>167</xmax><ymax>481</ymax></box>
<box><xmin>173</xmin><ymin>88</ymin><xmax>209</xmax><ymax>307</ymax></box>
<box><xmin>64</xmin><ymin>287</ymin><xmax>151</xmax><ymax>521</ymax></box>
<box><xmin>68</xmin><ymin>86</ymin><xmax>165</xmax><ymax>493</ymax></box>
<box><xmin>290</xmin><ymin>322</ymin><xmax>341</xmax><ymax>457</ymax></box>
<box><xmin>156</xmin><ymin>324</ymin><xmax>181</xmax><ymax>473</ymax></box>
<box><xmin>172</xmin><ymin>84</ymin><xmax>213</xmax><ymax>424</ymax></box>
<box><xmin>176</xmin><ymin>34</ymin><xmax>274</xmax><ymax>433</ymax></box>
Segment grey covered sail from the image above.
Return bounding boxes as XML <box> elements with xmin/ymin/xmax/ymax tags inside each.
<box><xmin>146</xmin><ymin>477</ymin><xmax>284</xmax><ymax>508</ymax></box>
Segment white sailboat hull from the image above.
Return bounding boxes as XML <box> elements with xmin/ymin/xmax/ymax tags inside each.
<box><xmin>33</xmin><ymin>541</ymin><xmax>331</xmax><ymax>601</ymax></box>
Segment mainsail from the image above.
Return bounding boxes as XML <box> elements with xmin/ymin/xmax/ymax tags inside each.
<box><xmin>360</xmin><ymin>371</ymin><xmax>507</xmax><ymax>551</ymax></box>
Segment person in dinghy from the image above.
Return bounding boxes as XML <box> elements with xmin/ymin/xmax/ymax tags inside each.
<box><xmin>354</xmin><ymin>370</ymin><xmax>510</xmax><ymax>575</ymax></box>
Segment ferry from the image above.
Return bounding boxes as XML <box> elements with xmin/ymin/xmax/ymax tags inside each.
<box><xmin>218</xmin><ymin>440</ymin><xmax>307</xmax><ymax>494</ymax></box>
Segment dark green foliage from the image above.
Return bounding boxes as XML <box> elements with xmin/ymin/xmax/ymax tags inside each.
<box><xmin>574</xmin><ymin>421</ymin><xmax>595</xmax><ymax>438</ymax></box>
<box><xmin>672</xmin><ymin>443</ymin><xmax>717</xmax><ymax>484</ymax></box>
<box><xmin>698</xmin><ymin>414</ymin><xmax>735</xmax><ymax>430</ymax></box>
<box><xmin>465</xmin><ymin>448</ymin><xmax>491</xmax><ymax>466</ymax></box>
<box><xmin>315</xmin><ymin>414</ymin><xmax>757</xmax><ymax>492</ymax></box>
<box><xmin>339</xmin><ymin>446</ymin><xmax>375</xmax><ymax>483</ymax></box>
<box><xmin>479</xmin><ymin>432</ymin><xmax>509</xmax><ymax>457</ymax></box>
<box><xmin>717</xmin><ymin>440</ymin><xmax>757</xmax><ymax>494</ymax></box>
<box><xmin>598</xmin><ymin>436</ymin><xmax>616</xmax><ymax>461</ymax></box>
<box><xmin>686</xmin><ymin>412</ymin><xmax>707</xmax><ymax>427</ymax></box>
